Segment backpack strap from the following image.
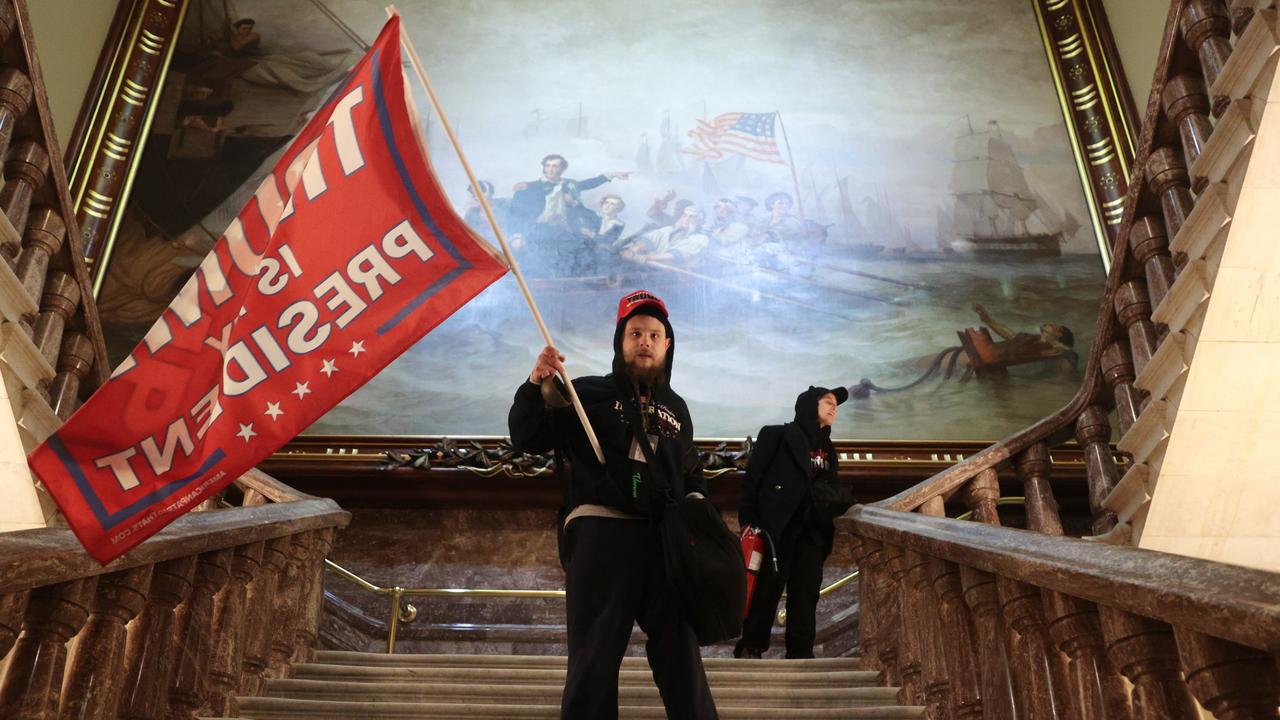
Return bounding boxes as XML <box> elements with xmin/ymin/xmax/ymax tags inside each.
<box><xmin>612</xmin><ymin>375</ymin><xmax>675</xmax><ymax>505</ymax></box>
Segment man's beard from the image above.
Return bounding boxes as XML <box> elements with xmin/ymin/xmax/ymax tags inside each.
<box><xmin>623</xmin><ymin>357</ymin><xmax>666</xmax><ymax>387</ymax></box>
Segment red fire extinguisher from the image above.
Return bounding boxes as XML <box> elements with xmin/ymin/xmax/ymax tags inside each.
<box><xmin>739</xmin><ymin>526</ymin><xmax>776</xmax><ymax>619</ymax></box>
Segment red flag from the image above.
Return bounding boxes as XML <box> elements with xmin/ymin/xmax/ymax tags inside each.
<box><xmin>28</xmin><ymin>16</ymin><xmax>507</xmax><ymax>563</ymax></box>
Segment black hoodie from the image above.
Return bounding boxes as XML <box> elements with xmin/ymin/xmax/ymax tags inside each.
<box><xmin>738</xmin><ymin>386</ymin><xmax>848</xmax><ymax>554</ymax></box>
<box><xmin>509</xmin><ymin>308</ymin><xmax>704</xmax><ymax>519</ymax></box>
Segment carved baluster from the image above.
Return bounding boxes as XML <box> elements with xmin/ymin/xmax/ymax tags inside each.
<box><xmin>961</xmin><ymin>470</ymin><xmax>1017</xmax><ymax>720</ymax></box>
<box><xmin>293</xmin><ymin>529</ymin><xmax>334</xmax><ymax>665</ymax></box>
<box><xmin>998</xmin><ymin>577</ymin><xmax>1062</xmax><ymax>720</ymax></box>
<box><xmin>119</xmin><ymin>557</ymin><xmax>196</xmax><ymax>720</ymax></box>
<box><xmin>0</xmin><ymin>591</ymin><xmax>28</xmax><ymax>661</ymax></box>
<box><xmin>1101</xmin><ymin>340</ymin><xmax>1141</xmax><ymax>435</ymax></box>
<box><xmin>1075</xmin><ymin>407</ymin><xmax>1121</xmax><ymax>534</ymax></box>
<box><xmin>1128</xmin><ymin>216</ymin><xmax>1175</xmax><ymax>311</ymax></box>
<box><xmin>0</xmin><ymin>68</ymin><xmax>32</xmax><ymax>196</ymax></box>
<box><xmin>922</xmin><ymin>496</ymin><xmax>980</xmax><ymax>719</ymax></box>
<box><xmin>905</xmin><ymin>533</ymin><xmax>954</xmax><ymax>719</ymax></box>
<box><xmin>1230</xmin><ymin>1</ymin><xmax>1254</xmax><ymax>37</ymax></box>
<box><xmin>31</xmin><ymin>271</ymin><xmax>81</xmax><ymax>367</ymax></box>
<box><xmin>1180</xmin><ymin>0</ymin><xmax>1234</xmax><ymax>115</ymax></box>
<box><xmin>1162</xmin><ymin>74</ymin><xmax>1214</xmax><ymax>188</ymax></box>
<box><xmin>1146</xmin><ymin>148</ymin><xmax>1195</xmax><ymax>243</ymax></box>
<box><xmin>1099</xmin><ymin>609</ymin><xmax>1199</xmax><ymax>720</ymax></box>
<box><xmin>885</xmin><ymin>543</ymin><xmax>923</xmax><ymax>704</ymax></box>
<box><xmin>0</xmin><ymin>142</ymin><xmax>49</xmax><ymax>251</ymax></box>
<box><xmin>866</xmin><ymin>541</ymin><xmax>902</xmax><ymax>686</ymax></box>
<box><xmin>167</xmin><ymin>548</ymin><xmax>232</xmax><ymax>719</ymax></box>
<box><xmin>15</xmin><ymin>208</ymin><xmax>65</xmax><ymax>304</ymax></box>
<box><xmin>267</xmin><ymin>534</ymin><xmax>310</xmax><ymax>678</ymax></box>
<box><xmin>0</xmin><ymin>5</ymin><xmax>15</xmax><ymax>46</ymax></box>
<box><xmin>1175</xmin><ymin>629</ymin><xmax>1280</xmax><ymax>720</ymax></box>
<box><xmin>206</xmin><ymin>542</ymin><xmax>263</xmax><ymax>716</ymax></box>
<box><xmin>60</xmin><ymin>565</ymin><xmax>153</xmax><ymax>720</ymax></box>
<box><xmin>1114</xmin><ymin>280</ymin><xmax>1159</xmax><ymax>379</ymax></box>
<box><xmin>50</xmin><ymin>333</ymin><xmax>95</xmax><ymax>420</ymax></box>
<box><xmin>1018</xmin><ymin>446</ymin><xmax>1131</xmax><ymax>720</ymax></box>
<box><xmin>851</xmin><ymin>538</ymin><xmax>881</xmax><ymax>674</ymax></box>
<box><xmin>0</xmin><ymin>578</ymin><xmax>97</xmax><ymax>719</ymax></box>
<box><xmin>240</xmin><ymin>535</ymin><xmax>291</xmax><ymax>694</ymax></box>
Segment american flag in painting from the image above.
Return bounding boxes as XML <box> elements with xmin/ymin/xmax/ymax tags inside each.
<box><xmin>684</xmin><ymin>112</ymin><xmax>786</xmax><ymax>164</ymax></box>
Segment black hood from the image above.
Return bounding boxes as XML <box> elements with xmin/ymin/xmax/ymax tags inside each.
<box><xmin>792</xmin><ymin>385</ymin><xmax>849</xmax><ymax>445</ymax></box>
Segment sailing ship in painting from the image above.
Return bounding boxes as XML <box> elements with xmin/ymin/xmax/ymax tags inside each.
<box><xmin>947</xmin><ymin>120</ymin><xmax>1066</xmax><ymax>259</ymax></box>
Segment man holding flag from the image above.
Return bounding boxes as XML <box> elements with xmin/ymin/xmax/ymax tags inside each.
<box><xmin>28</xmin><ymin>15</ymin><xmax>508</xmax><ymax>564</ymax></box>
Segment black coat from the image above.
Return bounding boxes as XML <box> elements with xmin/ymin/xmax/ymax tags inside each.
<box><xmin>738</xmin><ymin>423</ymin><xmax>843</xmax><ymax>555</ymax></box>
<box><xmin>509</xmin><ymin>375</ymin><xmax>706</xmax><ymax>518</ymax></box>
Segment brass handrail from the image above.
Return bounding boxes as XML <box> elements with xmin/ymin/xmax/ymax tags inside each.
<box><xmin>324</xmin><ymin>559</ymin><xmax>565</xmax><ymax>653</ymax></box>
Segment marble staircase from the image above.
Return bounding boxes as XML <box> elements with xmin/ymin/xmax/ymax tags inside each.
<box><xmin>216</xmin><ymin>650</ymin><xmax>925</xmax><ymax>719</ymax></box>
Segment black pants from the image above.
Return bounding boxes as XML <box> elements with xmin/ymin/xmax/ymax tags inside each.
<box><xmin>560</xmin><ymin>516</ymin><xmax>719</xmax><ymax>720</ymax></box>
<box><xmin>735</xmin><ymin>518</ymin><xmax>827</xmax><ymax>658</ymax></box>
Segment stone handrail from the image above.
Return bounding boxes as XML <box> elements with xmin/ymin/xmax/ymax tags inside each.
<box><xmin>0</xmin><ymin>471</ymin><xmax>350</xmax><ymax>718</ymax></box>
<box><xmin>844</xmin><ymin>504</ymin><xmax>1280</xmax><ymax>719</ymax></box>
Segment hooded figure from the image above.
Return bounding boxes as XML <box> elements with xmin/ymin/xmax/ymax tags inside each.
<box><xmin>735</xmin><ymin>385</ymin><xmax>852</xmax><ymax>659</ymax></box>
<box><xmin>508</xmin><ymin>290</ymin><xmax>719</xmax><ymax>720</ymax></box>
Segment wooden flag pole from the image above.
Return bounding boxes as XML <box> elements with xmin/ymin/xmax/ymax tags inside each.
<box><xmin>775</xmin><ymin>110</ymin><xmax>806</xmax><ymax>226</ymax></box>
<box><xmin>387</xmin><ymin>7</ymin><xmax>605</xmax><ymax>464</ymax></box>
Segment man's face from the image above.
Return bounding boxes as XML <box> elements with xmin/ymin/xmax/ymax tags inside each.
<box><xmin>621</xmin><ymin>314</ymin><xmax>670</xmax><ymax>377</ymax></box>
<box><xmin>601</xmin><ymin>197</ymin><xmax>622</xmax><ymax>215</ymax></box>
<box><xmin>1040</xmin><ymin>324</ymin><xmax>1064</xmax><ymax>345</ymax></box>
<box><xmin>235</xmin><ymin>22</ymin><xmax>254</xmax><ymax>37</ymax></box>
<box><xmin>773</xmin><ymin>197</ymin><xmax>792</xmax><ymax>213</ymax></box>
<box><xmin>715</xmin><ymin>201</ymin><xmax>734</xmax><ymax>219</ymax></box>
<box><xmin>817</xmin><ymin>393</ymin><xmax>839</xmax><ymax>428</ymax></box>
<box><xmin>542</xmin><ymin>159</ymin><xmax>566</xmax><ymax>181</ymax></box>
<box><xmin>676</xmin><ymin>206</ymin><xmax>700</xmax><ymax>230</ymax></box>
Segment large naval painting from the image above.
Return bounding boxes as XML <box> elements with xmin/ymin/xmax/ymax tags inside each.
<box><xmin>97</xmin><ymin>0</ymin><xmax>1107</xmax><ymax>441</ymax></box>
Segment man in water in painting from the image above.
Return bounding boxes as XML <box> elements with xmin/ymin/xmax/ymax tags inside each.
<box><xmin>971</xmin><ymin>303</ymin><xmax>1078</xmax><ymax>373</ymax></box>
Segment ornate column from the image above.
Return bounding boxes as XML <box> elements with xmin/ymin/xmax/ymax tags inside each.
<box><xmin>167</xmin><ymin>548</ymin><xmax>233</xmax><ymax>719</ymax></box>
<box><xmin>49</xmin><ymin>333</ymin><xmax>96</xmax><ymax>420</ymax></box>
<box><xmin>962</xmin><ymin>469</ymin><xmax>1017</xmax><ymax>720</ymax></box>
<box><xmin>119</xmin><ymin>557</ymin><xmax>196</xmax><ymax>720</ymax></box>
<box><xmin>922</xmin><ymin>496</ymin><xmax>980</xmax><ymax>720</ymax></box>
<box><xmin>60</xmin><ymin>565</ymin><xmax>153</xmax><ymax>720</ymax></box>
<box><xmin>1101</xmin><ymin>340</ymin><xmax>1141</xmax><ymax>434</ymax></box>
<box><xmin>14</xmin><ymin>208</ymin><xmax>65</xmax><ymax>303</ymax></box>
<box><xmin>1180</xmin><ymin>0</ymin><xmax>1234</xmax><ymax>114</ymax></box>
<box><xmin>0</xmin><ymin>141</ymin><xmax>49</xmax><ymax>258</ymax></box>
<box><xmin>0</xmin><ymin>591</ymin><xmax>29</xmax><ymax>659</ymax></box>
<box><xmin>30</xmin><ymin>271</ymin><xmax>80</xmax><ymax>366</ymax></box>
<box><xmin>266</xmin><ymin>534</ymin><xmax>310</xmax><ymax>678</ymax></box>
<box><xmin>1127</xmin><ymin>216</ymin><xmax>1175</xmax><ymax>310</ymax></box>
<box><xmin>240</xmin><ymin>535</ymin><xmax>292</xmax><ymax>695</ymax></box>
<box><xmin>206</xmin><ymin>542</ymin><xmax>264</xmax><ymax>716</ymax></box>
<box><xmin>1075</xmin><ymin>407</ymin><xmax>1121</xmax><ymax>534</ymax></box>
<box><xmin>1098</xmin><ymin>609</ymin><xmax>1199</xmax><ymax>720</ymax></box>
<box><xmin>1174</xmin><ymin>629</ymin><xmax>1280</xmax><ymax>720</ymax></box>
<box><xmin>0</xmin><ymin>577</ymin><xmax>97</xmax><ymax>719</ymax></box>
<box><xmin>1113</xmin><ymin>280</ymin><xmax>1159</xmax><ymax>379</ymax></box>
<box><xmin>1145</xmin><ymin>148</ymin><xmax>1195</xmax><ymax>243</ymax></box>
<box><xmin>0</xmin><ymin>67</ymin><xmax>32</xmax><ymax>173</ymax></box>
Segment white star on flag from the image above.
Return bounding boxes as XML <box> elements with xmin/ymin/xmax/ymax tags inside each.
<box><xmin>292</xmin><ymin>381</ymin><xmax>312</xmax><ymax>400</ymax></box>
<box><xmin>320</xmin><ymin>358</ymin><xmax>339</xmax><ymax>378</ymax></box>
<box><xmin>349</xmin><ymin>340</ymin><xmax>366</xmax><ymax>357</ymax></box>
<box><xmin>265</xmin><ymin>401</ymin><xmax>284</xmax><ymax>420</ymax></box>
<box><xmin>236</xmin><ymin>423</ymin><xmax>257</xmax><ymax>442</ymax></box>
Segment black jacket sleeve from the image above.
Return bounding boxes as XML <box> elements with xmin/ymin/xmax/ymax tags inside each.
<box><xmin>508</xmin><ymin>380</ymin><xmax>558</xmax><ymax>454</ymax></box>
<box><xmin>739</xmin><ymin>427</ymin><xmax>780</xmax><ymax>529</ymax></box>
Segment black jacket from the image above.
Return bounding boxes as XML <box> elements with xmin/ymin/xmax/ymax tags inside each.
<box><xmin>509</xmin><ymin>374</ymin><xmax>706</xmax><ymax>518</ymax></box>
<box><xmin>738</xmin><ymin>390</ymin><xmax>847</xmax><ymax>555</ymax></box>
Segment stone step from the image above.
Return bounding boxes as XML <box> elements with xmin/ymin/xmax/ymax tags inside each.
<box><xmin>227</xmin><ymin>697</ymin><xmax>925</xmax><ymax>719</ymax></box>
<box><xmin>292</xmin><ymin>662</ymin><xmax>882</xmax><ymax>687</ymax></box>
<box><xmin>264</xmin><ymin>678</ymin><xmax>903</xmax><ymax>707</ymax></box>
<box><xmin>312</xmin><ymin>650</ymin><xmax>864</xmax><ymax>672</ymax></box>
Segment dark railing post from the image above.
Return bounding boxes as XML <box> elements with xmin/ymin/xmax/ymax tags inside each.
<box><xmin>60</xmin><ymin>565</ymin><xmax>153</xmax><ymax>720</ymax></box>
<box><xmin>266</xmin><ymin>534</ymin><xmax>309</xmax><ymax>678</ymax></box>
<box><xmin>1161</xmin><ymin>73</ymin><xmax>1214</xmax><ymax>187</ymax></box>
<box><xmin>294</xmin><ymin>529</ymin><xmax>334</xmax><ymax>665</ymax></box>
<box><xmin>119</xmin><ymin>557</ymin><xmax>196</xmax><ymax>720</ymax></box>
<box><xmin>1179</xmin><ymin>0</ymin><xmax>1233</xmax><ymax>115</ymax></box>
<box><xmin>866</xmin><ymin>541</ymin><xmax>903</xmax><ymax>685</ymax></box>
<box><xmin>1127</xmin><ymin>216</ymin><xmax>1175</xmax><ymax>310</ymax></box>
<box><xmin>922</xmin><ymin>496</ymin><xmax>982</xmax><ymax>720</ymax></box>
<box><xmin>961</xmin><ymin>469</ymin><xmax>1017</xmax><ymax>720</ymax></box>
<box><xmin>167</xmin><ymin>548</ymin><xmax>233</xmax><ymax>719</ymax></box>
<box><xmin>1098</xmin><ymin>609</ymin><xmax>1199</xmax><ymax>720</ymax></box>
<box><xmin>1101</xmin><ymin>339</ymin><xmax>1142</xmax><ymax>434</ymax></box>
<box><xmin>1146</xmin><ymin>148</ymin><xmax>1196</xmax><ymax>243</ymax></box>
<box><xmin>0</xmin><ymin>577</ymin><xmax>96</xmax><ymax>720</ymax></box>
<box><xmin>850</xmin><ymin>538</ymin><xmax>881</xmax><ymax>675</ymax></box>
<box><xmin>1114</xmin><ymin>280</ymin><xmax>1160</xmax><ymax>379</ymax></box>
<box><xmin>0</xmin><ymin>591</ymin><xmax>29</xmax><ymax>660</ymax></box>
<box><xmin>1174</xmin><ymin>629</ymin><xmax>1280</xmax><ymax>720</ymax></box>
<box><xmin>885</xmin><ymin>544</ymin><xmax>922</xmax><ymax>705</ymax></box>
<box><xmin>909</xmin><ymin>498</ymin><xmax>955</xmax><ymax>719</ymax></box>
<box><xmin>240</xmin><ymin>535</ymin><xmax>291</xmax><ymax>696</ymax></box>
<box><xmin>206</xmin><ymin>541</ymin><xmax>264</xmax><ymax>716</ymax></box>
<box><xmin>1075</xmin><ymin>407</ymin><xmax>1121</xmax><ymax>535</ymax></box>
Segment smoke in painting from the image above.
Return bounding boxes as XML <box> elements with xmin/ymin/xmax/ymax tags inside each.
<box><xmin>98</xmin><ymin>0</ymin><xmax>1105</xmax><ymax>441</ymax></box>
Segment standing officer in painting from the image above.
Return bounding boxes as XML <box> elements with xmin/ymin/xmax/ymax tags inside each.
<box><xmin>509</xmin><ymin>290</ymin><xmax>718</xmax><ymax>720</ymax></box>
<box><xmin>735</xmin><ymin>385</ymin><xmax>850</xmax><ymax>659</ymax></box>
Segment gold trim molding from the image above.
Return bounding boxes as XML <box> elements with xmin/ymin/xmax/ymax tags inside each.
<box><xmin>1032</xmin><ymin>0</ymin><xmax>1141</xmax><ymax>271</ymax></box>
